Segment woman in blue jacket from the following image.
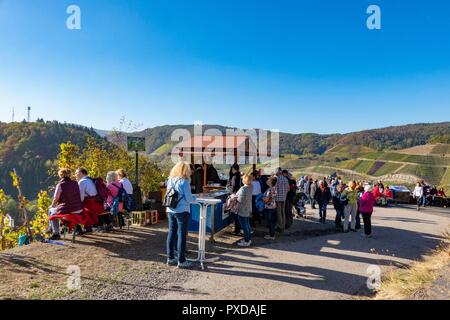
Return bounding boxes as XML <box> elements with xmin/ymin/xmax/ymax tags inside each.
<box><xmin>166</xmin><ymin>161</ymin><xmax>194</xmax><ymax>269</ymax></box>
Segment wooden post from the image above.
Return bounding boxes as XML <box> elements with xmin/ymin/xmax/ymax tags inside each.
<box><xmin>135</xmin><ymin>151</ymin><xmax>139</xmax><ymax>186</ymax></box>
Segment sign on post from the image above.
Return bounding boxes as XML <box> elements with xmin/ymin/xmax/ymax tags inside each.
<box><xmin>127</xmin><ymin>137</ymin><xmax>146</xmax><ymax>152</ymax></box>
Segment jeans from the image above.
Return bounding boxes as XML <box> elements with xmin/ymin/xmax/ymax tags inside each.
<box><xmin>167</xmin><ymin>211</ymin><xmax>190</xmax><ymax>263</ymax></box>
<box><xmin>233</xmin><ymin>212</ymin><xmax>241</xmax><ymax>234</ymax></box>
<box><xmin>361</xmin><ymin>212</ymin><xmax>372</xmax><ymax>235</ymax></box>
<box><xmin>421</xmin><ymin>195</ymin><xmax>428</xmax><ymax>207</ymax></box>
<box><xmin>310</xmin><ymin>198</ymin><xmax>316</xmax><ymax>209</ymax></box>
<box><xmin>335</xmin><ymin>208</ymin><xmax>344</xmax><ymax>226</ymax></box>
<box><xmin>237</xmin><ymin>215</ymin><xmax>251</xmax><ymax>242</ymax></box>
<box><xmin>48</xmin><ymin>208</ymin><xmax>60</xmax><ymax>235</ymax></box>
<box><xmin>318</xmin><ymin>200</ymin><xmax>328</xmax><ymax>220</ymax></box>
<box><xmin>344</xmin><ymin>203</ymin><xmax>358</xmax><ymax>232</ymax></box>
<box><xmin>276</xmin><ymin>201</ymin><xmax>286</xmax><ymax>232</ymax></box>
<box><xmin>265</xmin><ymin>208</ymin><xmax>276</xmax><ymax>237</ymax></box>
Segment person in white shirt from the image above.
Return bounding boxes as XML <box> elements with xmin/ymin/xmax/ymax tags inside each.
<box><xmin>116</xmin><ymin>169</ymin><xmax>133</xmax><ymax>195</ymax></box>
<box><xmin>75</xmin><ymin>168</ymin><xmax>100</xmax><ymax>233</ymax></box>
<box><xmin>413</xmin><ymin>182</ymin><xmax>424</xmax><ymax>211</ymax></box>
<box><xmin>75</xmin><ymin>168</ymin><xmax>97</xmax><ymax>202</ymax></box>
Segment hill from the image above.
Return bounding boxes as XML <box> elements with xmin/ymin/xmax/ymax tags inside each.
<box><xmin>112</xmin><ymin>122</ymin><xmax>450</xmax><ymax>157</ymax></box>
<box><xmin>0</xmin><ymin>121</ymin><xmax>105</xmax><ymax>198</ymax></box>
<box><xmin>1</xmin><ymin>121</ymin><xmax>450</xmax><ymax>200</ymax></box>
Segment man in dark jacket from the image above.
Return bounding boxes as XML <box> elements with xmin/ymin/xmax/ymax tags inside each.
<box><xmin>228</xmin><ymin>164</ymin><xmax>242</xmax><ymax>235</ymax></box>
<box><xmin>314</xmin><ymin>181</ymin><xmax>332</xmax><ymax>224</ymax></box>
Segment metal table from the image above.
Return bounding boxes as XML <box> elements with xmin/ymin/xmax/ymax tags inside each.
<box><xmin>191</xmin><ymin>197</ymin><xmax>222</xmax><ymax>270</ymax></box>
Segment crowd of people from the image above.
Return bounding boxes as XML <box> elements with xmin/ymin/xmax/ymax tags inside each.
<box><xmin>413</xmin><ymin>180</ymin><xmax>448</xmax><ymax>210</ymax></box>
<box><xmin>47</xmin><ymin>168</ymin><xmax>134</xmax><ymax>240</ymax></box>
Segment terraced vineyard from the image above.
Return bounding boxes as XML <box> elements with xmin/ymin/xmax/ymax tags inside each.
<box><xmin>281</xmin><ymin>144</ymin><xmax>450</xmax><ymax>192</ymax></box>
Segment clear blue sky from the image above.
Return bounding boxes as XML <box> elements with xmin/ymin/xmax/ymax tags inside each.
<box><xmin>1</xmin><ymin>0</ymin><xmax>449</xmax><ymax>134</ymax></box>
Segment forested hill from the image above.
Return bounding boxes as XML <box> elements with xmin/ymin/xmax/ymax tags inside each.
<box><xmin>0</xmin><ymin>121</ymin><xmax>103</xmax><ymax>198</ymax></box>
<box><xmin>119</xmin><ymin>122</ymin><xmax>450</xmax><ymax>156</ymax></box>
<box><xmin>1</xmin><ymin>121</ymin><xmax>449</xmax><ymax>198</ymax></box>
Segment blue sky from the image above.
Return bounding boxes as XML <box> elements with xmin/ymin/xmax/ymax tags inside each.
<box><xmin>0</xmin><ymin>0</ymin><xmax>449</xmax><ymax>134</ymax></box>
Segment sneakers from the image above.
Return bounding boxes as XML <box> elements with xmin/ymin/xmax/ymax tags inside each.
<box><xmin>167</xmin><ymin>258</ymin><xmax>178</xmax><ymax>266</ymax></box>
<box><xmin>237</xmin><ymin>240</ymin><xmax>252</xmax><ymax>247</ymax></box>
<box><xmin>361</xmin><ymin>233</ymin><xmax>372</xmax><ymax>238</ymax></box>
<box><xmin>264</xmin><ymin>235</ymin><xmax>275</xmax><ymax>240</ymax></box>
<box><xmin>177</xmin><ymin>260</ymin><xmax>193</xmax><ymax>269</ymax></box>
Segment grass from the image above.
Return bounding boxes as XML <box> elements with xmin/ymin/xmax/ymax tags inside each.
<box><xmin>430</xmin><ymin>144</ymin><xmax>450</xmax><ymax>155</ymax></box>
<box><xmin>375</xmin><ymin>230</ymin><xmax>450</xmax><ymax>300</ymax></box>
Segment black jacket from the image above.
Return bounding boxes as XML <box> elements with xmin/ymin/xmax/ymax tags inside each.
<box><xmin>314</xmin><ymin>187</ymin><xmax>332</xmax><ymax>203</ymax></box>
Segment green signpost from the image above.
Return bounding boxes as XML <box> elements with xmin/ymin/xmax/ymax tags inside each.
<box><xmin>127</xmin><ymin>137</ymin><xmax>146</xmax><ymax>185</ymax></box>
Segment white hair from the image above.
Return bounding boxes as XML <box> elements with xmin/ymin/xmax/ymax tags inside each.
<box><xmin>365</xmin><ymin>184</ymin><xmax>373</xmax><ymax>192</ymax></box>
<box><xmin>106</xmin><ymin>171</ymin><xmax>118</xmax><ymax>184</ymax></box>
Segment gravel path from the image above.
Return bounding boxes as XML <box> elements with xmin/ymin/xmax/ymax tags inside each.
<box><xmin>1</xmin><ymin>206</ymin><xmax>448</xmax><ymax>300</ymax></box>
<box><xmin>160</xmin><ymin>206</ymin><xmax>450</xmax><ymax>300</ymax></box>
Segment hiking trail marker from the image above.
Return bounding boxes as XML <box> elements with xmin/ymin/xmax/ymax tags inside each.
<box><xmin>127</xmin><ymin>137</ymin><xmax>146</xmax><ymax>186</ymax></box>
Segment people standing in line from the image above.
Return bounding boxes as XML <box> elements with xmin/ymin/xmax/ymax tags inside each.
<box><xmin>310</xmin><ymin>179</ymin><xmax>318</xmax><ymax>209</ymax></box>
<box><xmin>166</xmin><ymin>161</ymin><xmax>194</xmax><ymax>269</ymax></box>
<box><xmin>75</xmin><ymin>168</ymin><xmax>102</xmax><ymax>234</ymax></box>
<box><xmin>314</xmin><ymin>180</ymin><xmax>332</xmax><ymax>224</ymax></box>
<box><xmin>228</xmin><ymin>164</ymin><xmax>242</xmax><ymax>236</ymax></box>
<box><xmin>413</xmin><ymin>181</ymin><xmax>424</xmax><ymax>211</ymax></box>
<box><xmin>332</xmin><ymin>185</ymin><xmax>344</xmax><ymax>229</ymax></box>
<box><xmin>341</xmin><ymin>181</ymin><xmax>359</xmax><ymax>232</ymax></box>
<box><xmin>251</xmin><ymin>171</ymin><xmax>263</xmax><ymax>227</ymax></box>
<box><xmin>263</xmin><ymin>176</ymin><xmax>278</xmax><ymax>240</ymax></box>
<box><xmin>275</xmin><ymin>169</ymin><xmax>289</xmax><ymax>233</ymax></box>
<box><xmin>235</xmin><ymin>173</ymin><xmax>254</xmax><ymax>247</ymax></box>
<box><xmin>359</xmin><ymin>185</ymin><xmax>376</xmax><ymax>238</ymax></box>
<box><xmin>47</xmin><ymin>168</ymin><xmax>83</xmax><ymax>240</ymax></box>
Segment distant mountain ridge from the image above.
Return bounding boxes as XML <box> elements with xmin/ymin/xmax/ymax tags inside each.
<box><xmin>108</xmin><ymin>121</ymin><xmax>450</xmax><ymax>156</ymax></box>
<box><xmin>1</xmin><ymin>120</ymin><xmax>449</xmax><ymax>198</ymax></box>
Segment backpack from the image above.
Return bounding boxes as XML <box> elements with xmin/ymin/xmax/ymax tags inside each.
<box><xmin>340</xmin><ymin>193</ymin><xmax>349</xmax><ymax>206</ymax></box>
<box><xmin>163</xmin><ymin>179</ymin><xmax>184</xmax><ymax>210</ymax></box>
<box><xmin>91</xmin><ymin>177</ymin><xmax>109</xmax><ymax>204</ymax></box>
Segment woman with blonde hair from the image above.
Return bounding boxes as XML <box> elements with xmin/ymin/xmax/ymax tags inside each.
<box><xmin>235</xmin><ymin>173</ymin><xmax>254</xmax><ymax>247</ymax></box>
<box><xmin>166</xmin><ymin>161</ymin><xmax>194</xmax><ymax>269</ymax></box>
<box><xmin>341</xmin><ymin>180</ymin><xmax>359</xmax><ymax>232</ymax></box>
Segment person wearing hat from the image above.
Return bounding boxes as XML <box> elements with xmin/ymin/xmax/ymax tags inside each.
<box><xmin>359</xmin><ymin>185</ymin><xmax>376</xmax><ymax>238</ymax></box>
